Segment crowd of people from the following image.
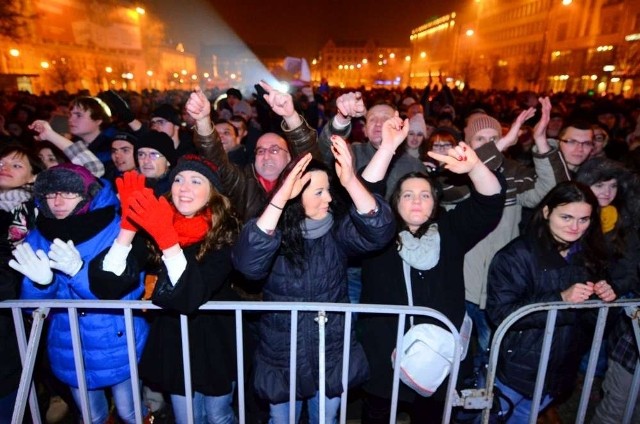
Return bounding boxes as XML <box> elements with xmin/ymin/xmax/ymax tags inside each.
<box><xmin>0</xmin><ymin>77</ymin><xmax>639</xmax><ymax>424</ymax></box>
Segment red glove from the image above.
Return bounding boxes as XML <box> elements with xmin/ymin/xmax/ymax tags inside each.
<box><xmin>115</xmin><ymin>171</ymin><xmax>147</xmax><ymax>231</ymax></box>
<box><xmin>128</xmin><ymin>190</ymin><xmax>179</xmax><ymax>250</ymax></box>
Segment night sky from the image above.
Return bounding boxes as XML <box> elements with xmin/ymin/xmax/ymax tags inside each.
<box><xmin>152</xmin><ymin>0</ymin><xmax>455</xmax><ymax>59</ymax></box>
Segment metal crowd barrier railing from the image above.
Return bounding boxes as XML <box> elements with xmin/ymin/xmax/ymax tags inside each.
<box><xmin>0</xmin><ymin>300</ymin><xmax>464</xmax><ymax>424</ymax></box>
<box><xmin>3</xmin><ymin>299</ymin><xmax>639</xmax><ymax>424</ymax></box>
<box><xmin>483</xmin><ymin>299</ymin><xmax>640</xmax><ymax>424</ymax></box>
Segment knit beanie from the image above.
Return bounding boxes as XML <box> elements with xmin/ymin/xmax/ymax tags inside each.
<box><xmin>151</xmin><ymin>104</ymin><xmax>181</xmax><ymax>126</ymax></box>
<box><xmin>34</xmin><ymin>163</ymin><xmax>100</xmax><ymax>218</ymax></box>
<box><xmin>135</xmin><ymin>130</ymin><xmax>178</xmax><ymax>167</ymax></box>
<box><xmin>169</xmin><ymin>154</ymin><xmax>223</xmax><ymax>193</ymax></box>
<box><xmin>409</xmin><ymin>114</ymin><xmax>427</xmax><ymax>135</ymax></box>
<box><xmin>111</xmin><ymin>131</ymin><xmax>138</xmax><ymax>147</ymax></box>
<box><xmin>464</xmin><ymin>114</ymin><xmax>502</xmax><ymax>143</ymax></box>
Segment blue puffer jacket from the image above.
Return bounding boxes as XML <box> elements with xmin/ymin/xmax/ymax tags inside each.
<box><xmin>232</xmin><ymin>197</ymin><xmax>395</xmax><ymax>403</ymax></box>
<box><xmin>20</xmin><ymin>181</ymin><xmax>149</xmax><ymax>389</ymax></box>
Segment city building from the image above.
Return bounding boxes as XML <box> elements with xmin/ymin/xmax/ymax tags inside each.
<box><xmin>0</xmin><ymin>0</ymin><xmax>197</xmax><ymax>93</ymax></box>
<box><xmin>315</xmin><ymin>39</ymin><xmax>412</xmax><ymax>89</ymax></box>
<box><xmin>409</xmin><ymin>0</ymin><xmax>640</xmax><ymax>96</ymax></box>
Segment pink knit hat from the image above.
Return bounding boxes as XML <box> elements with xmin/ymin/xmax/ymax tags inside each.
<box><xmin>464</xmin><ymin>114</ymin><xmax>502</xmax><ymax>143</ymax></box>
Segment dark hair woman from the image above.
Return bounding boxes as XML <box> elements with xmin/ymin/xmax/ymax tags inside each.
<box><xmin>232</xmin><ymin>136</ymin><xmax>396</xmax><ymax>424</ymax></box>
<box><xmin>486</xmin><ymin>181</ymin><xmax>615</xmax><ymax>423</ymax></box>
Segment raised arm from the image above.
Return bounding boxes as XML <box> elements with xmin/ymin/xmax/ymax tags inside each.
<box><xmin>29</xmin><ymin>120</ymin><xmax>105</xmax><ymax>177</ymax></box>
<box><xmin>361</xmin><ymin>112</ymin><xmax>408</xmax><ymax>183</ymax></box>
<box><xmin>318</xmin><ymin>91</ymin><xmax>366</xmax><ymax>164</ymax></box>
<box><xmin>256</xmin><ymin>153</ymin><xmax>313</xmax><ymax>233</ymax></box>
<box><xmin>331</xmin><ymin>136</ymin><xmax>377</xmax><ymax>214</ymax></box>
<box><xmin>259</xmin><ymin>80</ymin><xmax>319</xmax><ymax>159</ymax></box>
<box><xmin>495</xmin><ymin>107</ymin><xmax>536</xmax><ymax>153</ymax></box>
<box><xmin>428</xmin><ymin>142</ymin><xmax>501</xmax><ymax>196</ymax></box>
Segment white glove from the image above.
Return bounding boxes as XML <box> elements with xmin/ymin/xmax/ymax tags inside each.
<box><xmin>48</xmin><ymin>238</ymin><xmax>83</xmax><ymax>277</ymax></box>
<box><xmin>9</xmin><ymin>243</ymin><xmax>54</xmax><ymax>285</ymax></box>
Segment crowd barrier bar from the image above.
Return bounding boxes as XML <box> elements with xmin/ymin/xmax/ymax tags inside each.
<box><xmin>4</xmin><ymin>298</ymin><xmax>639</xmax><ymax>424</ymax></box>
<box><xmin>483</xmin><ymin>299</ymin><xmax>640</xmax><ymax>424</ymax></box>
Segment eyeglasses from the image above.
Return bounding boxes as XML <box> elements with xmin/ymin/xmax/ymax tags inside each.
<box><xmin>593</xmin><ymin>134</ymin><xmax>607</xmax><ymax>143</ymax></box>
<box><xmin>559</xmin><ymin>139</ymin><xmax>594</xmax><ymax>149</ymax></box>
<box><xmin>255</xmin><ymin>145</ymin><xmax>288</xmax><ymax>156</ymax></box>
<box><xmin>150</xmin><ymin>118</ymin><xmax>169</xmax><ymax>126</ymax></box>
<box><xmin>432</xmin><ymin>142</ymin><xmax>453</xmax><ymax>150</ymax></box>
<box><xmin>137</xmin><ymin>151</ymin><xmax>164</xmax><ymax>160</ymax></box>
<box><xmin>44</xmin><ymin>192</ymin><xmax>81</xmax><ymax>200</ymax></box>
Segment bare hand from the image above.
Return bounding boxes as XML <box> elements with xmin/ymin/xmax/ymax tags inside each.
<box><xmin>336</xmin><ymin>92</ymin><xmax>366</xmax><ymax>120</ymax></box>
<box><xmin>331</xmin><ymin>135</ymin><xmax>355</xmax><ymax>187</ymax></box>
<box><xmin>533</xmin><ymin>97</ymin><xmax>552</xmax><ymax>141</ymax></box>
<box><xmin>380</xmin><ymin>112</ymin><xmax>409</xmax><ymax>152</ymax></box>
<box><xmin>593</xmin><ymin>280</ymin><xmax>616</xmax><ymax>302</ymax></box>
<box><xmin>496</xmin><ymin>107</ymin><xmax>536</xmax><ymax>151</ymax></box>
<box><xmin>427</xmin><ymin>142</ymin><xmax>479</xmax><ymax>174</ymax></box>
<box><xmin>28</xmin><ymin>119</ymin><xmax>56</xmax><ymax>142</ymax></box>
<box><xmin>259</xmin><ymin>80</ymin><xmax>295</xmax><ymax>118</ymax></box>
<box><xmin>185</xmin><ymin>86</ymin><xmax>211</xmax><ymax>121</ymax></box>
<box><xmin>561</xmin><ymin>282</ymin><xmax>595</xmax><ymax>303</ymax></box>
<box><xmin>273</xmin><ymin>153</ymin><xmax>312</xmax><ymax>204</ymax></box>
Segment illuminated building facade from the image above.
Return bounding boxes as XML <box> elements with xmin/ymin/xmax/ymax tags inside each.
<box><xmin>0</xmin><ymin>0</ymin><xmax>197</xmax><ymax>93</ymax></box>
<box><xmin>316</xmin><ymin>39</ymin><xmax>411</xmax><ymax>88</ymax></box>
<box><xmin>410</xmin><ymin>0</ymin><xmax>640</xmax><ymax>96</ymax></box>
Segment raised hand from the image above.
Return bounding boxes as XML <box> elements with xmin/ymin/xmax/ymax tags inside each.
<box><xmin>115</xmin><ymin>171</ymin><xmax>147</xmax><ymax>231</ymax></box>
<box><xmin>427</xmin><ymin>142</ymin><xmax>479</xmax><ymax>175</ymax></box>
<box><xmin>28</xmin><ymin>119</ymin><xmax>57</xmax><ymax>142</ymax></box>
<box><xmin>185</xmin><ymin>86</ymin><xmax>211</xmax><ymax>122</ymax></box>
<box><xmin>496</xmin><ymin>107</ymin><xmax>536</xmax><ymax>152</ymax></box>
<box><xmin>9</xmin><ymin>243</ymin><xmax>53</xmax><ymax>285</ymax></box>
<box><xmin>380</xmin><ymin>112</ymin><xmax>409</xmax><ymax>154</ymax></box>
<box><xmin>533</xmin><ymin>97</ymin><xmax>552</xmax><ymax>142</ymax></box>
<box><xmin>48</xmin><ymin>238</ymin><xmax>83</xmax><ymax>277</ymax></box>
<box><xmin>335</xmin><ymin>92</ymin><xmax>366</xmax><ymax>121</ymax></box>
<box><xmin>259</xmin><ymin>80</ymin><xmax>295</xmax><ymax>118</ymax></box>
<box><xmin>128</xmin><ymin>190</ymin><xmax>179</xmax><ymax>250</ymax></box>
<box><xmin>331</xmin><ymin>135</ymin><xmax>356</xmax><ymax>187</ymax></box>
<box><xmin>271</xmin><ymin>153</ymin><xmax>313</xmax><ymax>207</ymax></box>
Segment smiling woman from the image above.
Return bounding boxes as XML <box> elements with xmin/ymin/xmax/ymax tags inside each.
<box><xmin>92</xmin><ymin>154</ymin><xmax>241</xmax><ymax>424</ymax></box>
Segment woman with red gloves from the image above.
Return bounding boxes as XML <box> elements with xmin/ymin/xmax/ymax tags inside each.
<box><xmin>93</xmin><ymin>154</ymin><xmax>241</xmax><ymax>424</ymax></box>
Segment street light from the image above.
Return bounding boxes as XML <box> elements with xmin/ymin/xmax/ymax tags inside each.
<box><xmin>9</xmin><ymin>49</ymin><xmax>20</xmax><ymax>57</ymax></box>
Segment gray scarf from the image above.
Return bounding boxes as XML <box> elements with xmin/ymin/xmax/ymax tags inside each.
<box><xmin>397</xmin><ymin>224</ymin><xmax>441</xmax><ymax>271</ymax></box>
<box><xmin>302</xmin><ymin>213</ymin><xmax>334</xmax><ymax>239</ymax></box>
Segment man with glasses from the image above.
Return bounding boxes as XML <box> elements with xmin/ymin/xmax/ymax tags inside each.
<box><xmin>557</xmin><ymin>120</ymin><xmax>595</xmax><ymax>173</ymax></box>
<box><xmin>134</xmin><ymin>130</ymin><xmax>178</xmax><ymax>196</ymax></box>
<box><xmin>185</xmin><ymin>82</ymin><xmax>319</xmax><ymax>222</ymax></box>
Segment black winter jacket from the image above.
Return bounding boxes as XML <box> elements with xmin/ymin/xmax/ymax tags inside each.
<box><xmin>487</xmin><ymin>235</ymin><xmax>595</xmax><ymax>398</ymax></box>
<box><xmin>231</xmin><ymin>199</ymin><xmax>395</xmax><ymax>403</ymax></box>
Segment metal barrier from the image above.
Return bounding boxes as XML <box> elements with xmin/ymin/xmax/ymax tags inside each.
<box><xmin>482</xmin><ymin>299</ymin><xmax>640</xmax><ymax>424</ymax></box>
<box><xmin>3</xmin><ymin>299</ymin><xmax>639</xmax><ymax>424</ymax></box>
<box><xmin>1</xmin><ymin>300</ymin><xmax>464</xmax><ymax>424</ymax></box>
